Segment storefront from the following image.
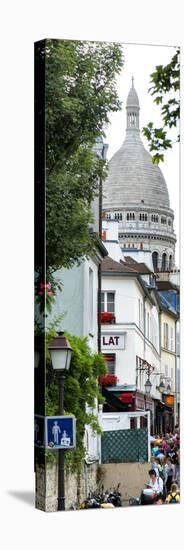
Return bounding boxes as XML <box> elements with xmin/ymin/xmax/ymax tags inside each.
<box><xmin>154</xmin><ymin>394</ymin><xmax>175</xmax><ymax>435</ymax></box>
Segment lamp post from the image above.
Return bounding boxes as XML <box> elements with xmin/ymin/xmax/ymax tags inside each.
<box><xmin>48</xmin><ymin>332</ymin><xmax>72</xmax><ymax>511</ymax></box>
<box><xmin>158</xmin><ymin>380</ymin><xmax>165</xmax><ymax>394</ymax></box>
<box><xmin>145</xmin><ymin>377</ymin><xmax>152</xmax><ymax>395</ymax></box>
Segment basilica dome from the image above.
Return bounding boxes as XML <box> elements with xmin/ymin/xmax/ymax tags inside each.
<box><xmin>103</xmin><ymin>80</ymin><xmax>170</xmax><ymax>210</ymax></box>
<box><xmin>102</xmin><ymin>78</ymin><xmax>176</xmax><ymax>273</ymax></box>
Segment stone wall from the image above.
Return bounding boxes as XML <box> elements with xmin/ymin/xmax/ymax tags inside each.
<box><xmin>97</xmin><ymin>462</ymin><xmax>151</xmax><ymax>504</ymax></box>
<box><xmin>35</xmin><ymin>461</ymin><xmax>98</xmax><ymax>512</ymax></box>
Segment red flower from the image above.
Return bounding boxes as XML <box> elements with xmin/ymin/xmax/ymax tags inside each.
<box><xmin>99</xmin><ymin>374</ymin><xmax>118</xmax><ymax>386</ymax></box>
<box><xmin>101</xmin><ymin>312</ymin><xmax>115</xmax><ymax>323</ymax></box>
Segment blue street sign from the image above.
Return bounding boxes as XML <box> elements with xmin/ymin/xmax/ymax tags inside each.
<box><xmin>34</xmin><ymin>415</ymin><xmax>45</xmax><ymax>448</ymax></box>
<box><xmin>46</xmin><ymin>416</ymin><xmax>76</xmax><ymax>450</ymax></box>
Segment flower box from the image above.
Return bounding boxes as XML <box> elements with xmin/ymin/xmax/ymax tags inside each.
<box><xmin>99</xmin><ymin>374</ymin><xmax>118</xmax><ymax>386</ymax></box>
<box><xmin>101</xmin><ymin>312</ymin><xmax>116</xmax><ymax>324</ymax></box>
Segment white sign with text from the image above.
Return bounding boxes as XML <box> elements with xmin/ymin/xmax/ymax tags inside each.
<box><xmin>101</xmin><ymin>333</ymin><xmax>125</xmax><ymax>349</ymax></box>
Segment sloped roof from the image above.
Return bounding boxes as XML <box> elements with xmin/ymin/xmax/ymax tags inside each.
<box><xmin>101</xmin><ymin>256</ymin><xmax>136</xmax><ymax>274</ymax></box>
<box><xmin>123</xmin><ymin>256</ymin><xmax>152</xmax><ymax>274</ymax></box>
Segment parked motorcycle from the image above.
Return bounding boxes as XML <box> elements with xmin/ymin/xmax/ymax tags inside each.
<box><xmin>129</xmin><ymin>488</ymin><xmax>161</xmax><ymax>506</ymax></box>
<box><xmin>80</xmin><ymin>483</ymin><xmax>122</xmax><ymax>509</ymax></box>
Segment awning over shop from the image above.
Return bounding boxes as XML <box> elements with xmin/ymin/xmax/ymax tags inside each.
<box><xmin>118</xmin><ymin>392</ymin><xmax>135</xmax><ymax>404</ymax></box>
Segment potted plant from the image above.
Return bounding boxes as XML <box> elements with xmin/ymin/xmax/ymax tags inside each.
<box><xmin>99</xmin><ymin>374</ymin><xmax>118</xmax><ymax>386</ymax></box>
<box><xmin>101</xmin><ymin>312</ymin><xmax>115</xmax><ymax>324</ymax></box>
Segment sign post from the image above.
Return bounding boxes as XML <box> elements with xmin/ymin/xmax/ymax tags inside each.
<box><xmin>45</xmin><ymin>416</ymin><xmax>76</xmax><ymax>450</ymax></box>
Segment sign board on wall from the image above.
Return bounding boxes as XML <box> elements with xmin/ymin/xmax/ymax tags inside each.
<box><xmin>101</xmin><ymin>332</ymin><xmax>125</xmax><ymax>350</ymax></box>
<box><xmin>34</xmin><ymin>415</ymin><xmax>76</xmax><ymax>450</ymax></box>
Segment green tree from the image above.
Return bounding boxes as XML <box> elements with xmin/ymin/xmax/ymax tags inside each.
<box><xmin>46</xmin><ymin>333</ymin><xmax>107</xmax><ymax>472</ymax></box>
<box><xmin>44</xmin><ymin>39</ymin><xmax>124</xmax><ymax>273</ymax></box>
<box><xmin>142</xmin><ymin>48</ymin><xmax>180</xmax><ymax>164</ymax></box>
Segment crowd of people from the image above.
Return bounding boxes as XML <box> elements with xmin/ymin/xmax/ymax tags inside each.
<box><xmin>145</xmin><ymin>426</ymin><xmax>180</xmax><ymax>504</ymax></box>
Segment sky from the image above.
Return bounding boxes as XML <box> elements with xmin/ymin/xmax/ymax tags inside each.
<box><xmin>104</xmin><ymin>43</ymin><xmax>180</xmax><ymax>265</ymax></box>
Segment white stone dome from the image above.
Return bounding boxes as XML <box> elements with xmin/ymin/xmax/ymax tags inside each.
<box><xmin>102</xmin><ymin>79</ymin><xmax>176</xmax><ymax>273</ymax></box>
<box><xmin>103</xmin><ymin>133</ymin><xmax>170</xmax><ymax>210</ymax></box>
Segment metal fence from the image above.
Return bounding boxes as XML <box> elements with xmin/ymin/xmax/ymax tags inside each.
<box><xmin>101</xmin><ymin>428</ymin><xmax>148</xmax><ymax>463</ymax></box>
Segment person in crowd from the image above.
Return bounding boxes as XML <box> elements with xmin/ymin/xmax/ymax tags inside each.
<box><xmin>167</xmin><ymin>442</ymin><xmax>178</xmax><ymax>463</ymax></box>
<box><xmin>174</xmin><ymin>447</ymin><xmax>180</xmax><ymax>485</ymax></box>
<box><xmin>146</xmin><ymin>469</ymin><xmax>164</xmax><ymax>495</ymax></box>
<box><xmin>166</xmin><ymin>483</ymin><xmax>180</xmax><ymax>504</ymax></box>
<box><xmin>164</xmin><ymin>456</ymin><xmax>175</xmax><ymax>493</ymax></box>
<box><xmin>151</xmin><ymin>442</ymin><xmax>160</xmax><ymax>457</ymax></box>
<box><xmin>151</xmin><ymin>457</ymin><xmax>161</xmax><ymax>478</ymax></box>
<box><xmin>162</xmin><ymin>438</ymin><xmax>170</xmax><ymax>453</ymax></box>
<box><xmin>156</xmin><ymin>446</ymin><xmax>165</xmax><ymax>462</ymax></box>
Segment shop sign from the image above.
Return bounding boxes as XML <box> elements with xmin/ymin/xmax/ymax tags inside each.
<box><xmin>135</xmin><ymin>393</ymin><xmax>145</xmax><ymax>410</ymax></box>
<box><xmin>101</xmin><ymin>333</ymin><xmax>125</xmax><ymax>349</ymax></box>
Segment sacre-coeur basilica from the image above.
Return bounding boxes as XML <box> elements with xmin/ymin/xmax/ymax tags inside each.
<box><xmin>102</xmin><ymin>78</ymin><xmax>177</xmax><ymax>273</ymax></box>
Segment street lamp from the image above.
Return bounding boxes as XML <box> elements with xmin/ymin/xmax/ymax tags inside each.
<box><xmin>145</xmin><ymin>377</ymin><xmax>152</xmax><ymax>395</ymax></box>
<box><xmin>48</xmin><ymin>332</ymin><xmax>73</xmax><ymax>511</ymax></box>
<box><xmin>158</xmin><ymin>380</ymin><xmax>165</xmax><ymax>394</ymax></box>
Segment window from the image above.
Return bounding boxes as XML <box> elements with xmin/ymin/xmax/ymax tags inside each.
<box><xmin>151</xmin><ymin>214</ymin><xmax>158</xmax><ymax>223</ymax></box>
<box><xmin>164</xmin><ymin>322</ymin><xmax>169</xmax><ymax>349</ymax></box>
<box><xmin>101</xmin><ymin>291</ymin><xmax>115</xmax><ymax>313</ymax></box>
<box><xmin>170</xmin><ymin>327</ymin><xmax>174</xmax><ymax>351</ymax></box>
<box><xmin>168</xmin><ymin>219</ymin><xmax>172</xmax><ymax>226</ymax></box>
<box><xmin>139</xmin><ymin>213</ymin><xmax>148</xmax><ymax>221</ymax></box>
<box><xmin>152</xmin><ymin>251</ymin><xmax>159</xmax><ymax>271</ymax></box>
<box><xmin>114</xmin><ymin>212</ymin><xmax>122</xmax><ymax>221</ymax></box>
<box><xmin>103</xmin><ymin>354</ymin><xmax>116</xmax><ymax>375</ymax></box>
<box><xmin>147</xmin><ymin>312</ymin><xmax>149</xmax><ymax>339</ymax></box>
<box><xmin>161</xmin><ymin>216</ymin><xmax>167</xmax><ymax>224</ymax></box>
<box><xmin>138</xmin><ymin>299</ymin><xmax>141</xmax><ymax>328</ymax></box>
<box><xmin>107</xmin><ymin>292</ymin><xmax>115</xmax><ymax>313</ymax></box>
<box><xmin>161</xmin><ymin>253</ymin><xmax>167</xmax><ymax>271</ymax></box>
<box><xmin>127</xmin><ymin>212</ymin><xmax>135</xmax><ymax>221</ymax></box>
<box><xmin>165</xmin><ymin>365</ymin><xmax>168</xmax><ymax>377</ymax></box>
<box><xmin>169</xmin><ymin>255</ymin><xmax>172</xmax><ymax>270</ymax></box>
<box><xmin>171</xmin><ymin>368</ymin><xmax>174</xmax><ymax>391</ymax></box>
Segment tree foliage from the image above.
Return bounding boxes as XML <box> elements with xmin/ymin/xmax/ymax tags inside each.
<box><xmin>142</xmin><ymin>48</ymin><xmax>180</xmax><ymax>163</ymax></box>
<box><xmin>44</xmin><ymin>39</ymin><xmax>124</xmax><ymax>273</ymax></box>
<box><xmin>46</xmin><ymin>333</ymin><xmax>107</xmax><ymax>472</ymax></box>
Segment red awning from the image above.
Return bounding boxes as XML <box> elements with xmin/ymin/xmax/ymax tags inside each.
<box><xmin>118</xmin><ymin>392</ymin><xmax>135</xmax><ymax>404</ymax></box>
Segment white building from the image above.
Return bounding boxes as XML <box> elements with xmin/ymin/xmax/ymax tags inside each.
<box><xmin>100</xmin><ymin>249</ymin><xmax>161</xmax><ymax>432</ymax></box>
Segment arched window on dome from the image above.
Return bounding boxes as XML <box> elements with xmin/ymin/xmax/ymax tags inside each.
<box><xmin>114</xmin><ymin>212</ymin><xmax>123</xmax><ymax>221</ymax></box>
<box><xmin>169</xmin><ymin>255</ymin><xmax>172</xmax><ymax>270</ymax></box>
<box><xmin>127</xmin><ymin>212</ymin><xmax>135</xmax><ymax>221</ymax></box>
<box><xmin>161</xmin><ymin>253</ymin><xmax>167</xmax><ymax>272</ymax></box>
<box><xmin>151</xmin><ymin>214</ymin><xmax>158</xmax><ymax>223</ymax></box>
<box><xmin>152</xmin><ymin>252</ymin><xmax>159</xmax><ymax>272</ymax></box>
<box><xmin>139</xmin><ymin>212</ymin><xmax>148</xmax><ymax>221</ymax></box>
